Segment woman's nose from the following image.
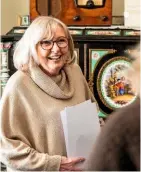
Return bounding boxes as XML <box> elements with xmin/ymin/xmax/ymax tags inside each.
<box><xmin>51</xmin><ymin>42</ymin><xmax>60</xmax><ymax>52</ymax></box>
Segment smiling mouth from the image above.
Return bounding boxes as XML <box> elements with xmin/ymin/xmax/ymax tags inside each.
<box><xmin>48</xmin><ymin>55</ymin><xmax>61</xmax><ymax>61</ymax></box>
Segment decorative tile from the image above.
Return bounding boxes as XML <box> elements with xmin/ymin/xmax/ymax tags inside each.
<box><xmin>85</xmin><ymin>30</ymin><xmax>121</xmax><ymax>36</ymax></box>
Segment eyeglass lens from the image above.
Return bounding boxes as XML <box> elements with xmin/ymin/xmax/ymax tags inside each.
<box><xmin>40</xmin><ymin>37</ymin><xmax>68</xmax><ymax>50</ymax></box>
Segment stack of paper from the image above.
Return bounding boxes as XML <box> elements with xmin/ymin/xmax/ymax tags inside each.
<box><xmin>60</xmin><ymin>100</ymin><xmax>100</xmax><ymax>167</ymax></box>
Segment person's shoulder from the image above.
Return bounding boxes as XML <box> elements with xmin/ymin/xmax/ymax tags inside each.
<box><xmin>116</xmin><ymin>98</ymin><xmax>140</xmax><ymax>118</ymax></box>
<box><xmin>70</xmin><ymin>63</ymin><xmax>83</xmax><ymax>74</ymax></box>
<box><xmin>70</xmin><ymin>64</ymin><xmax>85</xmax><ymax>81</ymax></box>
<box><xmin>106</xmin><ymin>98</ymin><xmax>140</xmax><ymax>128</ymax></box>
<box><xmin>4</xmin><ymin>70</ymin><xmax>31</xmax><ymax>92</ymax></box>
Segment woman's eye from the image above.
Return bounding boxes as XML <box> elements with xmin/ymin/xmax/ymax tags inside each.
<box><xmin>43</xmin><ymin>41</ymin><xmax>52</xmax><ymax>46</ymax></box>
<box><xmin>59</xmin><ymin>39</ymin><xmax>65</xmax><ymax>42</ymax></box>
<box><xmin>58</xmin><ymin>39</ymin><xmax>66</xmax><ymax>44</ymax></box>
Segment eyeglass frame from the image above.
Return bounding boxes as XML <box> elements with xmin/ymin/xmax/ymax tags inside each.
<box><xmin>39</xmin><ymin>36</ymin><xmax>69</xmax><ymax>50</ymax></box>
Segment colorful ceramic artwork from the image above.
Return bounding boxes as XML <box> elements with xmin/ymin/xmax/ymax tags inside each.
<box><xmin>92</xmin><ymin>53</ymin><xmax>137</xmax><ymax>114</ymax></box>
<box><xmin>97</xmin><ymin>56</ymin><xmax>136</xmax><ymax>110</ymax></box>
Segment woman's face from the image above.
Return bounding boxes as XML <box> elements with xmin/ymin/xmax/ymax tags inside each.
<box><xmin>36</xmin><ymin>26</ymin><xmax>69</xmax><ymax>76</ymax></box>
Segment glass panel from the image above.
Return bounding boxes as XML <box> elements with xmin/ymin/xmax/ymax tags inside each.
<box><xmin>77</xmin><ymin>0</ymin><xmax>103</xmax><ymax>6</ymax></box>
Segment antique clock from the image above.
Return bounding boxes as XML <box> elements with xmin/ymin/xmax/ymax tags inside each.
<box><xmin>30</xmin><ymin>0</ymin><xmax>112</xmax><ymax>26</ymax></box>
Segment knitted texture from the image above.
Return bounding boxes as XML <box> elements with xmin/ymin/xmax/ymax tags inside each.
<box><xmin>0</xmin><ymin>64</ymin><xmax>95</xmax><ymax>171</ymax></box>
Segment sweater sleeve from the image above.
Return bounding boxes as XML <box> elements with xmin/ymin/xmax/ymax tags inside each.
<box><xmin>0</xmin><ymin>83</ymin><xmax>61</xmax><ymax>171</ymax></box>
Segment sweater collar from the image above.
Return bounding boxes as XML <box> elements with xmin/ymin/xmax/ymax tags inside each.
<box><xmin>29</xmin><ymin>65</ymin><xmax>74</xmax><ymax>99</ymax></box>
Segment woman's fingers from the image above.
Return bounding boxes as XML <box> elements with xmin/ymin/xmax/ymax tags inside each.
<box><xmin>61</xmin><ymin>157</ymin><xmax>85</xmax><ymax>165</ymax></box>
<box><xmin>72</xmin><ymin>157</ymin><xmax>85</xmax><ymax>164</ymax></box>
<box><xmin>60</xmin><ymin>157</ymin><xmax>85</xmax><ymax>171</ymax></box>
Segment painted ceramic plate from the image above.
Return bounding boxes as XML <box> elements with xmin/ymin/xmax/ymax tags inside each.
<box><xmin>93</xmin><ymin>55</ymin><xmax>136</xmax><ymax>114</ymax></box>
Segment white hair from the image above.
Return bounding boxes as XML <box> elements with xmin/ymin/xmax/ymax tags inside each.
<box><xmin>126</xmin><ymin>44</ymin><xmax>140</xmax><ymax>97</ymax></box>
<box><xmin>13</xmin><ymin>16</ymin><xmax>75</xmax><ymax>71</ymax></box>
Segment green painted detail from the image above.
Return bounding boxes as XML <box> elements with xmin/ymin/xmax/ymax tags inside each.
<box><xmin>85</xmin><ymin>30</ymin><xmax>121</xmax><ymax>36</ymax></box>
<box><xmin>69</xmin><ymin>30</ymin><xmax>83</xmax><ymax>35</ymax></box>
<box><xmin>91</xmin><ymin>50</ymin><xmax>109</xmax><ymax>72</ymax></box>
<box><xmin>98</xmin><ymin>111</ymin><xmax>107</xmax><ymax>118</ymax></box>
<box><xmin>123</xmin><ymin>30</ymin><xmax>140</xmax><ymax>36</ymax></box>
<box><xmin>0</xmin><ymin>50</ymin><xmax>8</xmax><ymax>52</ymax></box>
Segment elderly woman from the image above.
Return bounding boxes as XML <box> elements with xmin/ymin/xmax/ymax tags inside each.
<box><xmin>0</xmin><ymin>16</ymin><xmax>95</xmax><ymax>171</ymax></box>
<box><xmin>85</xmin><ymin>46</ymin><xmax>140</xmax><ymax>171</ymax></box>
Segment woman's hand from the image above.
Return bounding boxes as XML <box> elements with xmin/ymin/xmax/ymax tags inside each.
<box><xmin>60</xmin><ymin>156</ymin><xmax>85</xmax><ymax>171</ymax></box>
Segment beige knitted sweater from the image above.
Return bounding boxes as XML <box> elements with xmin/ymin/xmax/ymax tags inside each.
<box><xmin>0</xmin><ymin>64</ymin><xmax>95</xmax><ymax>171</ymax></box>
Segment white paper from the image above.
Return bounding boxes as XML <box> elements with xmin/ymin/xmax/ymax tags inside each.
<box><xmin>60</xmin><ymin>100</ymin><xmax>100</xmax><ymax>168</ymax></box>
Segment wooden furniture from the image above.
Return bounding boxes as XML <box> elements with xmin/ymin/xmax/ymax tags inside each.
<box><xmin>30</xmin><ymin>0</ymin><xmax>112</xmax><ymax>26</ymax></box>
<box><xmin>1</xmin><ymin>27</ymin><xmax>140</xmax><ymax>118</ymax></box>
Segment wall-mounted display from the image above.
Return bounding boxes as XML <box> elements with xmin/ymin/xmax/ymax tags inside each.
<box><xmin>21</xmin><ymin>15</ymin><xmax>30</xmax><ymax>26</ymax></box>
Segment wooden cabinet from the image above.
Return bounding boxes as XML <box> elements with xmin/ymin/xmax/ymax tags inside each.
<box><xmin>1</xmin><ymin>27</ymin><xmax>140</xmax><ymax>118</ymax></box>
<box><xmin>71</xmin><ymin>28</ymin><xmax>140</xmax><ymax>117</ymax></box>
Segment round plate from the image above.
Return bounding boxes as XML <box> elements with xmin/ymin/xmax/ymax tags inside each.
<box><xmin>93</xmin><ymin>54</ymin><xmax>137</xmax><ymax>114</ymax></box>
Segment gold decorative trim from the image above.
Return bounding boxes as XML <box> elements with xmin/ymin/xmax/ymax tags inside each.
<box><xmin>85</xmin><ymin>30</ymin><xmax>121</xmax><ymax>36</ymax></box>
<box><xmin>88</xmin><ymin>74</ymin><xmax>94</xmax><ymax>93</ymax></box>
<box><xmin>96</xmin><ymin>56</ymin><xmax>131</xmax><ymax>110</ymax></box>
<box><xmin>84</xmin><ymin>44</ymin><xmax>87</xmax><ymax>78</ymax></box>
<box><xmin>74</xmin><ymin>48</ymin><xmax>79</xmax><ymax>64</ymax></box>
